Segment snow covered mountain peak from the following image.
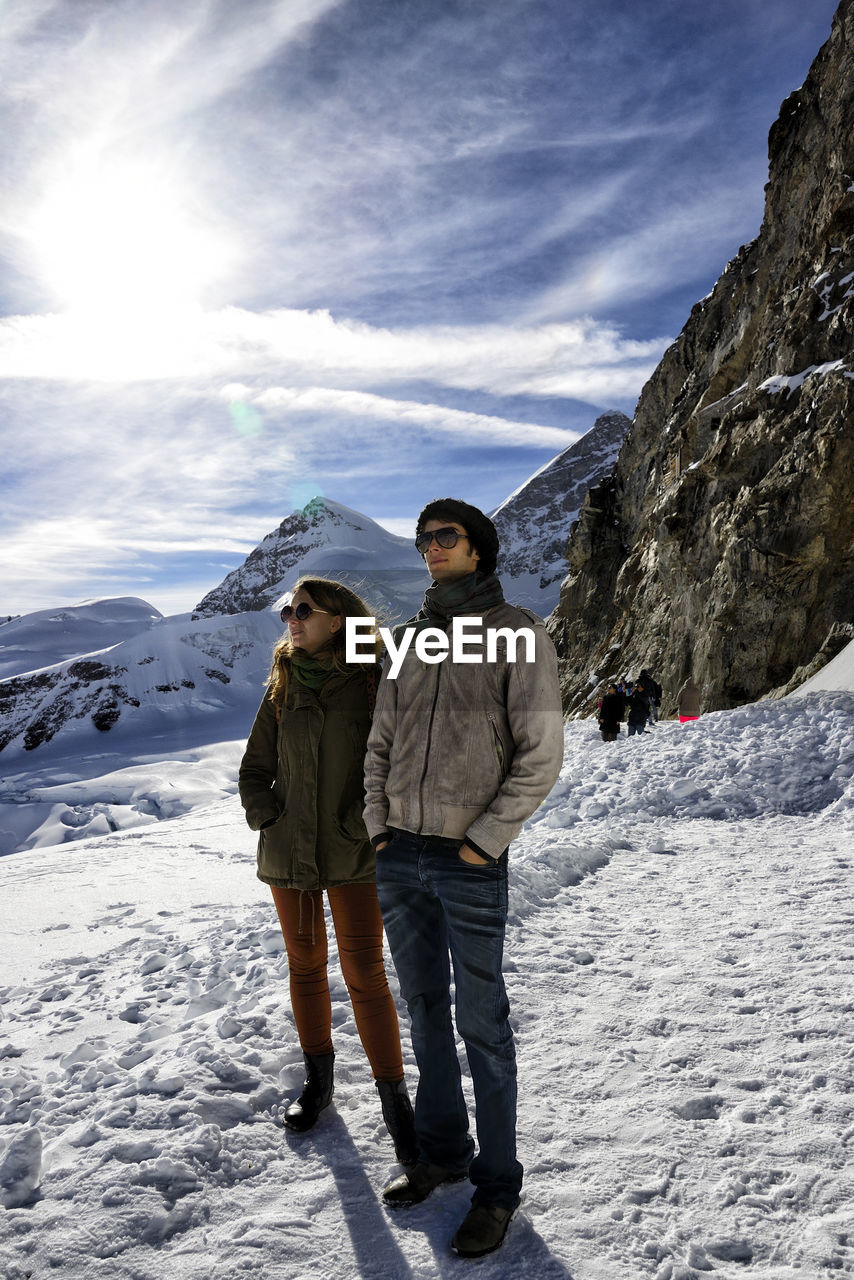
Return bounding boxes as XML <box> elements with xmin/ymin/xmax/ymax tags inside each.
<box><xmin>492</xmin><ymin>410</ymin><xmax>630</xmax><ymax>613</ymax></box>
<box><xmin>193</xmin><ymin>413</ymin><xmax>631</xmax><ymax>628</ymax></box>
<box><xmin>193</xmin><ymin>495</ymin><xmax>425</xmax><ymax>622</ymax></box>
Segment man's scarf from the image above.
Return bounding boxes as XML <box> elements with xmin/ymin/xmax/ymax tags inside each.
<box><xmin>392</xmin><ymin>571</ymin><xmax>505</xmax><ymax>643</ymax></box>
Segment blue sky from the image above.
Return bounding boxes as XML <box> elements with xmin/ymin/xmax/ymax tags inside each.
<box><xmin>0</xmin><ymin>0</ymin><xmax>840</xmax><ymax>616</ymax></box>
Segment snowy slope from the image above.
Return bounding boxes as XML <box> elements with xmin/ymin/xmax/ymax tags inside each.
<box><xmin>492</xmin><ymin>411</ymin><xmax>630</xmax><ymax>614</ymax></box>
<box><xmin>0</xmin><ymin>501</ymin><xmax>428</xmax><ymax>789</ymax></box>
<box><xmin>790</xmin><ymin>636</ymin><xmax>854</xmax><ymax>698</ymax></box>
<box><xmin>0</xmin><ymin>598</ymin><xmax>163</xmax><ymax>681</ymax></box>
<box><xmin>0</xmin><ymin>608</ymin><xmax>283</xmax><ymax>761</ymax></box>
<box><xmin>0</xmin><ymin>692</ymin><xmax>852</xmax><ymax>1278</ymax></box>
<box><xmin>0</xmin><ymin>609</ymin><xmax>282</xmax><ymax>855</ymax></box>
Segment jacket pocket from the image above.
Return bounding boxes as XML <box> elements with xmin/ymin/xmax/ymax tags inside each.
<box><xmin>387</xmin><ymin>793</ymin><xmax>406</xmax><ymax>828</ymax></box>
<box><xmin>441</xmin><ymin>804</ymin><xmax>486</xmax><ymax>839</ymax></box>
<box><xmin>337</xmin><ymin>799</ymin><xmax>369</xmax><ymax>840</ymax></box>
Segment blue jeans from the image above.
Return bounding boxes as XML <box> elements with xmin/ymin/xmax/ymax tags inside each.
<box><xmin>376</xmin><ymin>831</ymin><xmax>521</xmax><ymax>1210</ymax></box>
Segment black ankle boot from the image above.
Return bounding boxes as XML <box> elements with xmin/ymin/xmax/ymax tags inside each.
<box><xmin>284</xmin><ymin>1052</ymin><xmax>335</xmax><ymax>1132</ymax></box>
<box><xmin>376</xmin><ymin>1078</ymin><xmax>417</xmax><ymax>1165</ymax></box>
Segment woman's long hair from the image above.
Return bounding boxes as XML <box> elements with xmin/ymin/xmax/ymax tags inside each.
<box><xmin>267</xmin><ymin>577</ymin><xmax>382</xmax><ymax>710</ymax></box>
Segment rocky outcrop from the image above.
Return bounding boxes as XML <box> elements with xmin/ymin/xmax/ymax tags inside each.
<box><xmin>549</xmin><ymin>0</ymin><xmax>854</xmax><ymax>715</ymax></box>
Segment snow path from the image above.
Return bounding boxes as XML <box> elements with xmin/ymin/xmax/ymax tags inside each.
<box><xmin>517</xmin><ymin>818</ymin><xmax>854</xmax><ymax>1279</ymax></box>
<box><xmin>1</xmin><ymin>699</ymin><xmax>853</xmax><ymax>1277</ymax></box>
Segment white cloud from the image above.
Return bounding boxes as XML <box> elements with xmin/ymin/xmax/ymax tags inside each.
<box><xmin>527</xmin><ymin>175</ymin><xmax>765</xmax><ymax>323</ymax></box>
<box><xmin>0</xmin><ymin>306</ymin><xmax>667</xmax><ymax>402</ymax></box>
<box><xmin>0</xmin><ymin>0</ymin><xmax>345</xmax><ymax>142</ymax></box>
<box><xmin>229</xmin><ymin>385</ymin><xmax>580</xmax><ymax>450</ymax></box>
<box><xmin>372</xmin><ymin>515</ymin><xmax>415</xmax><ymax>541</ymax></box>
<box><xmin>0</xmin><ymin>505</ymin><xmax>280</xmax><ymax>618</ymax></box>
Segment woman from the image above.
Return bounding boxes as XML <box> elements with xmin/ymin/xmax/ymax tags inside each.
<box><xmin>677</xmin><ymin>676</ymin><xmax>702</xmax><ymax>723</ymax></box>
<box><xmin>239</xmin><ymin>577</ymin><xmax>415</xmax><ymax>1164</ymax></box>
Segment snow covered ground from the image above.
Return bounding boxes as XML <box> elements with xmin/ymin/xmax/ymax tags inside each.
<box><xmin>1</xmin><ymin>690</ymin><xmax>853</xmax><ymax>1279</ymax></box>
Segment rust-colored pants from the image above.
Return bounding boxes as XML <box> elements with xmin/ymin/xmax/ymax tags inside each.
<box><xmin>270</xmin><ymin>882</ymin><xmax>404</xmax><ymax>1082</ymax></box>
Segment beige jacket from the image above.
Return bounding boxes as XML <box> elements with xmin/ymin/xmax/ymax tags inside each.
<box><xmin>677</xmin><ymin>678</ymin><xmax>702</xmax><ymax>718</ymax></box>
<box><xmin>363</xmin><ymin>602</ymin><xmax>564</xmax><ymax>860</ymax></box>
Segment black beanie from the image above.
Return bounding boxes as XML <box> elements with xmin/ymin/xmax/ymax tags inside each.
<box><xmin>415</xmin><ymin>498</ymin><xmax>500</xmax><ymax>577</ymax></box>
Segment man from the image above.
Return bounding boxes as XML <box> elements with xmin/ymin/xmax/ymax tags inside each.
<box><xmin>598</xmin><ymin>680</ymin><xmax>626</xmax><ymax>742</ymax></box>
<box><xmin>364</xmin><ymin>498</ymin><xmax>564</xmax><ymax>1259</ymax></box>
<box><xmin>639</xmin><ymin>667</ymin><xmax>662</xmax><ymax>726</ymax></box>
<box><xmin>626</xmin><ymin>679</ymin><xmax>651</xmax><ymax>736</ymax></box>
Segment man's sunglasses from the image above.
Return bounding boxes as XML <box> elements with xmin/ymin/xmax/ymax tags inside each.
<box><xmin>280</xmin><ymin>603</ymin><xmax>333</xmax><ymax>623</ymax></box>
<box><xmin>415</xmin><ymin>526</ymin><xmax>470</xmax><ymax>555</ymax></box>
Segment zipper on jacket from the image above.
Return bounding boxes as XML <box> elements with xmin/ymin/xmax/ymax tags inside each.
<box><xmin>416</xmin><ymin>657</ymin><xmax>443</xmax><ymax>834</ymax></box>
<box><xmin>488</xmin><ymin>712</ymin><xmax>507</xmax><ymax>780</ymax></box>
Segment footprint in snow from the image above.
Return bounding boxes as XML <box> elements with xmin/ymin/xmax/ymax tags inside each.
<box><xmin>0</xmin><ymin>1126</ymin><xmax>43</xmax><ymax>1208</ymax></box>
<box><xmin>702</xmin><ymin>1238</ymin><xmax>754</xmax><ymax>1264</ymax></box>
<box><xmin>673</xmin><ymin>1095</ymin><xmax>725</xmax><ymax>1121</ymax></box>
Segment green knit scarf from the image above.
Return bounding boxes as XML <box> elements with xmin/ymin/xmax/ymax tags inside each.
<box><xmin>290</xmin><ymin>650</ymin><xmax>338</xmax><ymax>692</ymax></box>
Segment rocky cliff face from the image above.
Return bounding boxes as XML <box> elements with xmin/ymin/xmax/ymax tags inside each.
<box><xmin>549</xmin><ymin>0</ymin><xmax>854</xmax><ymax>715</ymax></box>
<box><xmin>492</xmin><ymin>411</ymin><xmax>630</xmax><ymax>614</ymax></box>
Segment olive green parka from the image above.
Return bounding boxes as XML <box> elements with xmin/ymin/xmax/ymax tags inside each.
<box><xmin>238</xmin><ymin>664</ymin><xmax>375</xmax><ymax>890</ymax></box>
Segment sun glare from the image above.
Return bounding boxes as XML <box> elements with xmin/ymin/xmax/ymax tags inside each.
<box><xmin>25</xmin><ymin>151</ymin><xmax>235</xmax><ymax>378</ymax></box>
<box><xmin>31</xmin><ymin>154</ymin><xmax>230</xmax><ymax>320</ymax></box>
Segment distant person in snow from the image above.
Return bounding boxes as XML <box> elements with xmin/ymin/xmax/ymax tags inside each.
<box><xmin>238</xmin><ymin>577</ymin><xmax>416</xmax><ymax>1166</ymax></box>
<box><xmin>626</xmin><ymin>679</ymin><xmax>652</xmax><ymax>736</ymax></box>
<box><xmin>598</xmin><ymin>681</ymin><xmax>626</xmax><ymax>741</ymax></box>
<box><xmin>678</xmin><ymin>676</ymin><xmax>702</xmax><ymax>723</ymax></box>
<box><xmin>639</xmin><ymin>667</ymin><xmax>662</xmax><ymax>726</ymax></box>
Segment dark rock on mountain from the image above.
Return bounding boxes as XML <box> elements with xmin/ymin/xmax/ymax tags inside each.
<box><xmin>492</xmin><ymin>411</ymin><xmax>630</xmax><ymax>614</ymax></box>
<box><xmin>549</xmin><ymin>0</ymin><xmax>854</xmax><ymax>715</ymax></box>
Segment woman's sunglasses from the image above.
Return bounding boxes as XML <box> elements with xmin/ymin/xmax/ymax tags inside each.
<box><xmin>414</xmin><ymin>526</ymin><xmax>469</xmax><ymax>555</ymax></box>
<box><xmin>280</xmin><ymin>602</ymin><xmax>333</xmax><ymax>623</ymax></box>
